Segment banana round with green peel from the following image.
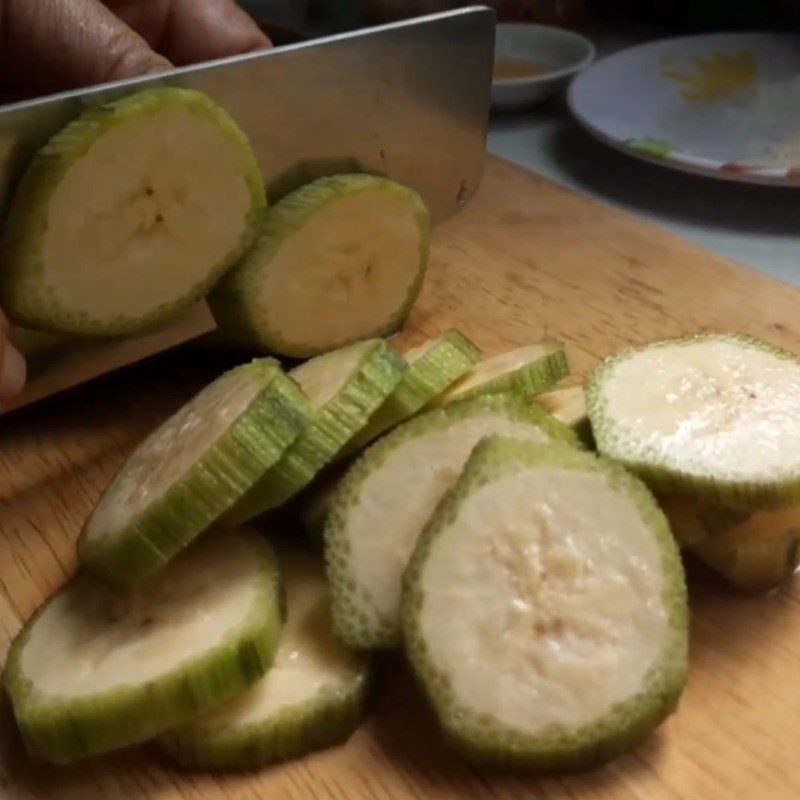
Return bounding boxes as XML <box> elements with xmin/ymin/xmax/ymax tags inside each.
<box><xmin>433</xmin><ymin>341</ymin><xmax>569</xmax><ymax>407</ymax></box>
<box><xmin>79</xmin><ymin>359</ymin><xmax>310</xmax><ymax>586</ymax></box>
<box><xmin>535</xmin><ymin>385</ymin><xmax>594</xmax><ymax>447</ymax></box>
<box><xmin>210</xmin><ymin>174</ymin><xmax>430</xmax><ymax>358</ymax></box>
<box><xmin>340</xmin><ymin>329</ymin><xmax>482</xmax><ymax>459</ymax></box>
<box><xmin>660</xmin><ymin>495</ymin><xmax>800</xmax><ymax>590</ymax></box>
<box><xmin>5</xmin><ymin>530</ymin><xmax>283</xmax><ymax>765</ymax></box>
<box><xmin>0</xmin><ymin>88</ymin><xmax>265</xmax><ymax>337</ymax></box>
<box><xmin>224</xmin><ymin>340</ymin><xmax>406</xmax><ymax>525</ymax></box>
<box><xmin>403</xmin><ymin>439</ymin><xmax>689</xmax><ymax>772</ymax></box>
<box><xmin>159</xmin><ymin>551</ymin><xmax>369</xmax><ymax>770</ymax></box>
<box><xmin>325</xmin><ymin>394</ymin><xmax>581</xmax><ymax>649</ymax></box>
<box><xmin>588</xmin><ymin>334</ymin><xmax>800</xmax><ymax>509</ymax></box>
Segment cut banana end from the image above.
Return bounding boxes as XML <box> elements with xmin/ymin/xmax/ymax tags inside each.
<box><xmin>403</xmin><ymin>439</ymin><xmax>689</xmax><ymax>771</ymax></box>
<box><xmin>534</xmin><ymin>385</ymin><xmax>594</xmax><ymax>447</ymax></box>
<box><xmin>660</xmin><ymin>495</ymin><xmax>800</xmax><ymax>590</ymax></box>
<box><xmin>158</xmin><ymin>551</ymin><xmax>369</xmax><ymax>770</ymax></box>
<box><xmin>225</xmin><ymin>340</ymin><xmax>406</xmax><ymax>525</ymax></box>
<box><xmin>324</xmin><ymin>394</ymin><xmax>581</xmax><ymax>649</ymax></box>
<box><xmin>433</xmin><ymin>341</ymin><xmax>569</xmax><ymax>407</ymax></box>
<box><xmin>587</xmin><ymin>334</ymin><xmax>800</xmax><ymax>509</ymax></box>
<box><xmin>209</xmin><ymin>174</ymin><xmax>430</xmax><ymax>358</ymax></box>
<box><xmin>0</xmin><ymin>88</ymin><xmax>265</xmax><ymax>336</ymax></box>
<box><xmin>4</xmin><ymin>530</ymin><xmax>282</xmax><ymax>764</ymax></box>
<box><xmin>340</xmin><ymin>329</ymin><xmax>483</xmax><ymax>459</ymax></box>
<box><xmin>79</xmin><ymin>359</ymin><xmax>310</xmax><ymax>585</ymax></box>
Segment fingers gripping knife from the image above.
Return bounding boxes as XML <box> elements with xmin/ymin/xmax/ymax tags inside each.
<box><xmin>0</xmin><ymin>7</ymin><xmax>495</xmax><ymax>411</ymax></box>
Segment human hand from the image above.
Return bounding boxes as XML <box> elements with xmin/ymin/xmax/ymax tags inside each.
<box><xmin>0</xmin><ymin>0</ymin><xmax>271</xmax><ymax>102</ymax></box>
<box><xmin>0</xmin><ymin>311</ymin><xmax>26</xmax><ymax>407</ymax></box>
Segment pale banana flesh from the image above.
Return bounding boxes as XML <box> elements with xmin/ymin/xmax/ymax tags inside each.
<box><xmin>535</xmin><ymin>385</ymin><xmax>588</xmax><ymax>429</ymax></box>
<box><xmin>86</xmin><ymin>367</ymin><xmax>264</xmax><ymax>544</ymax></box>
<box><xmin>435</xmin><ymin>341</ymin><xmax>566</xmax><ymax>405</ymax></box>
<box><xmin>326</xmin><ymin>398</ymin><xmax>580</xmax><ymax>647</ymax></box>
<box><xmin>291</xmin><ymin>340</ymin><xmax>379</xmax><ymax>411</ymax></box>
<box><xmin>42</xmin><ymin>107</ymin><xmax>253</xmax><ymax>324</ymax></box>
<box><xmin>160</xmin><ymin>551</ymin><xmax>367</xmax><ymax>766</ymax></box>
<box><xmin>590</xmin><ymin>336</ymin><xmax>800</xmax><ymax>492</ymax></box>
<box><xmin>417</xmin><ymin>467</ymin><xmax>668</xmax><ymax>733</ymax></box>
<box><xmin>18</xmin><ymin>534</ymin><xmax>267</xmax><ymax>699</ymax></box>
<box><xmin>213</xmin><ymin>176</ymin><xmax>428</xmax><ymax>357</ymax></box>
<box><xmin>5</xmin><ymin>530</ymin><xmax>282</xmax><ymax>763</ymax></box>
<box><xmin>403</xmin><ymin>439</ymin><xmax>688</xmax><ymax>770</ymax></box>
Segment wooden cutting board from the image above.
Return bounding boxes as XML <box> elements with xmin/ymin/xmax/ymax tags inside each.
<box><xmin>2</xmin><ymin>156</ymin><xmax>800</xmax><ymax>800</ymax></box>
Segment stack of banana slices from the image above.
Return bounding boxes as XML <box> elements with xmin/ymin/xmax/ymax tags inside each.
<box><xmin>0</xmin><ymin>88</ymin><xmax>431</xmax><ymax>355</ymax></box>
<box><xmin>2</xmin><ymin>85</ymin><xmax>798</xmax><ymax>780</ymax></box>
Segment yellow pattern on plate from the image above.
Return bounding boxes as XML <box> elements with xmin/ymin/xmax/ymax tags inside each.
<box><xmin>659</xmin><ymin>50</ymin><xmax>757</xmax><ymax>102</ymax></box>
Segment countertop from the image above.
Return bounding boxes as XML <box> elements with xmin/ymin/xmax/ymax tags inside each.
<box><xmin>487</xmin><ymin>31</ymin><xmax>800</xmax><ymax>288</ymax></box>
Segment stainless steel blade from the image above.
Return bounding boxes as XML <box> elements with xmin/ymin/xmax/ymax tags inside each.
<box><xmin>0</xmin><ymin>6</ymin><xmax>496</xmax><ymax>224</ymax></box>
<box><xmin>0</xmin><ymin>6</ymin><xmax>496</xmax><ymax>412</ymax></box>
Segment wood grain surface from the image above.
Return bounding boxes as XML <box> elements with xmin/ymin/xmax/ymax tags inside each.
<box><xmin>2</xmin><ymin>157</ymin><xmax>799</xmax><ymax>800</ymax></box>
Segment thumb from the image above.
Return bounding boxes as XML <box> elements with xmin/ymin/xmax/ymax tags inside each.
<box><xmin>0</xmin><ymin>0</ymin><xmax>172</xmax><ymax>100</ymax></box>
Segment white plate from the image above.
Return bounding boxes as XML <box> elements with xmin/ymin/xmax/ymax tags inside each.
<box><xmin>492</xmin><ymin>24</ymin><xmax>594</xmax><ymax>111</ymax></box>
<box><xmin>568</xmin><ymin>33</ymin><xmax>800</xmax><ymax>186</ymax></box>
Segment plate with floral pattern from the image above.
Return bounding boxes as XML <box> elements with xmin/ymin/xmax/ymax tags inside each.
<box><xmin>568</xmin><ymin>33</ymin><xmax>800</xmax><ymax>186</ymax></box>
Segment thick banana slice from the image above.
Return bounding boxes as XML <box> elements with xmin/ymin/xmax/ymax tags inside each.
<box><xmin>588</xmin><ymin>334</ymin><xmax>800</xmax><ymax>509</ymax></box>
<box><xmin>340</xmin><ymin>329</ymin><xmax>482</xmax><ymax>458</ymax></box>
<box><xmin>79</xmin><ymin>359</ymin><xmax>310</xmax><ymax>585</ymax></box>
<box><xmin>159</xmin><ymin>551</ymin><xmax>369</xmax><ymax>770</ymax></box>
<box><xmin>434</xmin><ymin>341</ymin><xmax>569</xmax><ymax>406</ymax></box>
<box><xmin>209</xmin><ymin>174</ymin><xmax>430</xmax><ymax>358</ymax></box>
<box><xmin>660</xmin><ymin>494</ymin><xmax>800</xmax><ymax>590</ymax></box>
<box><xmin>0</xmin><ymin>88</ymin><xmax>265</xmax><ymax>336</ymax></box>
<box><xmin>535</xmin><ymin>385</ymin><xmax>594</xmax><ymax>446</ymax></box>
<box><xmin>325</xmin><ymin>394</ymin><xmax>581</xmax><ymax>649</ymax></box>
<box><xmin>403</xmin><ymin>439</ymin><xmax>688</xmax><ymax>771</ymax></box>
<box><xmin>4</xmin><ymin>530</ymin><xmax>282</xmax><ymax>764</ymax></box>
<box><xmin>225</xmin><ymin>340</ymin><xmax>406</xmax><ymax>525</ymax></box>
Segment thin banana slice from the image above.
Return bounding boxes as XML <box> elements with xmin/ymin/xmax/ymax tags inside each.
<box><xmin>79</xmin><ymin>359</ymin><xmax>310</xmax><ymax>585</ymax></box>
<box><xmin>660</xmin><ymin>494</ymin><xmax>800</xmax><ymax>590</ymax></box>
<box><xmin>434</xmin><ymin>341</ymin><xmax>569</xmax><ymax>406</ymax></box>
<box><xmin>340</xmin><ymin>329</ymin><xmax>482</xmax><ymax>458</ymax></box>
<box><xmin>535</xmin><ymin>385</ymin><xmax>594</xmax><ymax>446</ymax></box>
<box><xmin>159</xmin><ymin>551</ymin><xmax>369</xmax><ymax>770</ymax></box>
<box><xmin>210</xmin><ymin>174</ymin><xmax>430</xmax><ymax>358</ymax></box>
<box><xmin>4</xmin><ymin>530</ymin><xmax>282</xmax><ymax>764</ymax></box>
<box><xmin>225</xmin><ymin>340</ymin><xmax>406</xmax><ymax>525</ymax></box>
<box><xmin>588</xmin><ymin>334</ymin><xmax>800</xmax><ymax>509</ymax></box>
<box><xmin>0</xmin><ymin>88</ymin><xmax>265</xmax><ymax>336</ymax></box>
<box><xmin>403</xmin><ymin>439</ymin><xmax>688</xmax><ymax>771</ymax></box>
<box><xmin>325</xmin><ymin>394</ymin><xmax>580</xmax><ymax>649</ymax></box>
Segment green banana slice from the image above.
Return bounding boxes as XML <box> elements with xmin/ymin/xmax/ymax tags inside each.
<box><xmin>403</xmin><ymin>438</ymin><xmax>688</xmax><ymax>771</ymax></box>
<box><xmin>210</xmin><ymin>174</ymin><xmax>430</xmax><ymax>358</ymax></box>
<box><xmin>340</xmin><ymin>329</ymin><xmax>482</xmax><ymax>458</ymax></box>
<box><xmin>535</xmin><ymin>385</ymin><xmax>594</xmax><ymax>447</ymax></box>
<box><xmin>79</xmin><ymin>359</ymin><xmax>310</xmax><ymax>585</ymax></box>
<box><xmin>4</xmin><ymin>530</ymin><xmax>282</xmax><ymax>765</ymax></box>
<box><xmin>433</xmin><ymin>341</ymin><xmax>569</xmax><ymax>407</ymax></box>
<box><xmin>159</xmin><ymin>551</ymin><xmax>369</xmax><ymax>770</ymax></box>
<box><xmin>660</xmin><ymin>495</ymin><xmax>800</xmax><ymax>590</ymax></box>
<box><xmin>0</xmin><ymin>88</ymin><xmax>265</xmax><ymax>336</ymax></box>
<box><xmin>225</xmin><ymin>339</ymin><xmax>406</xmax><ymax>525</ymax></box>
<box><xmin>587</xmin><ymin>334</ymin><xmax>800</xmax><ymax>509</ymax></box>
<box><xmin>325</xmin><ymin>394</ymin><xmax>581</xmax><ymax>649</ymax></box>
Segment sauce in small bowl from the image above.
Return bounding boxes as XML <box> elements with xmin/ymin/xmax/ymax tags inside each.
<box><xmin>494</xmin><ymin>57</ymin><xmax>551</xmax><ymax>81</ymax></box>
<box><xmin>492</xmin><ymin>24</ymin><xmax>595</xmax><ymax>111</ymax></box>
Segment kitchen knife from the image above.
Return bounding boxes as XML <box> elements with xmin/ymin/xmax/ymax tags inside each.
<box><xmin>1</xmin><ymin>5</ymin><xmax>495</xmax><ymax>412</ymax></box>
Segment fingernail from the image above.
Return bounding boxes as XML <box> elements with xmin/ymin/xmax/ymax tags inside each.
<box><xmin>0</xmin><ymin>344</ymin><xmax>26</xmax><ymax>402</ymax></box>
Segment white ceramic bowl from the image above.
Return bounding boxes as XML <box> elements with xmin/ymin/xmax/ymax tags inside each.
<box><xmin>492</xmin><ymin>23</ymin><xmax>595</xmax><ymax>111</ymax></box>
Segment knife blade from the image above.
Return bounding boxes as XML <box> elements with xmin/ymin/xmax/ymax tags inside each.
<box><xmin>1</xmin><ymin>6</ymin><xmax>496</xmax><ymax>412</ymax></box>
